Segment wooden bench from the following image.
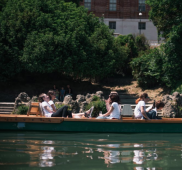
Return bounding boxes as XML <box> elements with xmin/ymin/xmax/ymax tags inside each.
<box><xmin>27</xmin><ymin>102</ymin><xmax>43</xmax><ymax>116</ymax></box>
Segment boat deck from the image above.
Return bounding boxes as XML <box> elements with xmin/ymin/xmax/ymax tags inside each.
<box><xmin>0</xmin><ymin>114</ymin><xmax>182</xmax><ymax>123</ymax></box>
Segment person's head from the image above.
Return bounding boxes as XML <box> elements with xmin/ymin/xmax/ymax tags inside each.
<box><xmin>67</xmin><ymin>85</ymin><xmax>70</xmax><ymax>88</ymax></box>
<box><xmin>53</xmin><ymin>85</ymin><xmax>56</xmax><ymax>89</ymax></box>
<box><xmin>38</xmin><ymin>93</ymin><xmax>47</xmax><ymax>103</ymax></box>
<box><xmin>61</xmin><ymin>87</ymin><xmax>64</xmax><ymax>90</ymax></box>
<box><xmin>47</xmin><ymin>90</ymin><xmax>56</xmax><ymax>100</ymax></box>
<box><xmin>156</xmin><ymin>101</ymin><xmax>165</xmax><ymax>110</ymax></box>
<box><xmin>135</xmin><ymin>93</ymin><xmax>150</xmax><ymax>104</ymax></box>
<box><xmin>108</xmin><ymin>93</ymin><xmax>120</xmax><ymax>104</ymax></box>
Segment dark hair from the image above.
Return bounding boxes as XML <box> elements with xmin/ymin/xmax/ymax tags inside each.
<box><xmin>47</xmin><ymin>90</ymin><xmax>55</xmax><ymax>100</ymax></box>
<box><xmin>109</xmin><ymin>94</ymin><xmax>120</xmax><ymax>104</ymax></box>
<box><xmin>39</xmin><ymin>93</ymin><xmax>46</xmax><ymax>103</ymax></box>
<box><xmin>156</xmin><ymin>101</ymin><xmax>165</xmax><ymax>109</ymax></box>
<box><xmin>135</xmin><ymin>93</ymin><xmax>149</xmax><ymax>104</ymax></box>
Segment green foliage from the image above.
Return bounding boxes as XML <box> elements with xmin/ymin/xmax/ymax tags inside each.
<box><xmin>0</xmin><ymin>0</ymin><xmax>7</xmax><ymax>12</ymax></box>
<box><xmin>16</xmin><ymin>105</ymin><xmax>29</xmax><ymax>115</ymax></box>
<box><xmin>55</xmin><ymin>103</ymin><xmax>71</xmax><ymax>110</ymax></box>
<box><xmin>114</xmin><ymin>34</ymin><xmax>149</xmax><ymax>75</ymax></box>
<box><xmin>65</xmin><ymin>0</ymin><xmax>82</xmax><ymax>6</ymax></box>
<box><xmin>85</xmin><ymin>98</ymin><xmax>107</xmax><ymax>117</ymax></box>
<box><xmin>171</xmin><ymin>83</ymin><xmax>182</xmax><ymax>94</ymax></box>
<box><xmin>0</xmin><ymin>0</ymin><xmax>127</xmax><ymax>81</ymax></box>
<box><xmin>92</xmin><ymin>95</ymin><xmax>100</xmax><ymax>101</ymax></box>
<box><xmin>131</xmin><ymin>23</ymin><xmax>182</xmax><ymax>88</ymax></box>
<box><xmin>115</xmin><ymin>34</ymin><xmax>137</xmax><ymax>59</ymax></box>
<box><xmin>135</xmin><ymin>34</ymin><xmax>150</xmax><ymax>52</ymax></box>
<box><xmin>146</xmin><ymin>0</ymin><xmax>182</xmax><ymax>39</ymax></box>
<box><xmin>131</xmin><ymin>48</ymin><xmax>163</xmax><ymax>88</ymax></box>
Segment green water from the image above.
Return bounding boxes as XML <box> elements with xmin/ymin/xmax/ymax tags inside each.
<box><xmin>0</xmin><ymin>132</ymin><xmax>182</xmax><ymax>170</ymax></box>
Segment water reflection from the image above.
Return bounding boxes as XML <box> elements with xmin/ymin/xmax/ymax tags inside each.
<box><xmin>1</xmin><ymin>132</ymin><xmax>182</xmax><ymax>169</ymax></box>
<box><xmin>39</xmin><ymin>141</ymin><xmax>55</xmax><ymax>167</ymax></box>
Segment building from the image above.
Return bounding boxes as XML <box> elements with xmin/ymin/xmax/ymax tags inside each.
<box><xmin>80</xmin><ymin>0</ymin><xmax>158</xmax><ymax>42</ymax></box>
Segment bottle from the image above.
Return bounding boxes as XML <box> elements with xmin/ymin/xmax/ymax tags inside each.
<box><xmin>99</xmin><ymin>111</ymin><xmax>102</xmax><ymax>116</ymax></box>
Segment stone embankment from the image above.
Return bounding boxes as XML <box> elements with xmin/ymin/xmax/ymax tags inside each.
<box><xmin>162</xmin><ymin>92</ymin><xmax>182</xmax><ymax>118</ymax></box>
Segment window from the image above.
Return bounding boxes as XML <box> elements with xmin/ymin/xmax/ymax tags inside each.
<box><xmin>110</xmin><ymin>0</ymin><xmax>117</xmax><ymax>11</ymax></box>
<box><xmin>84</xmin><ymin>0</ymin><xmax>91</xmax><ymax>10</ymax></box>
<box><xmin>138</xmin><ymin>22</ymin><xmax>146</xmax><ymax>30</ymax></box>
<box><xmin>109</xmin><ymin>21</ymin><xmax>116</xmax><ymax>29</ymax></box>
<box><xmin>139</xmin><ymin>0</ymin><xmax>145</xmax><ymax>12</ymax></box>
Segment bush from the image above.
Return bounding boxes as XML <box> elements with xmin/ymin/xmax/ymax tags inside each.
<box><xmin>171</xmin><ymin>81</ymin><xmax>182</xmax><ymax>94</ymax></box>
<box><xmin>130</xmin><ymin>48</ymin><xmax>163</xmax><ymax>88</ymax></box>
<box><xmin>85</xmin><ymin>98</ymin><xmax>107</xmax><ymax>117</ymax></box>
<box><xmin>114</xmin><ymin>34</ymin><xmax>149</xmax><ymax>75</ymax></box>
<box><xmin>135</xmin><ymin>34</ymin><xmax>150</xmax><ymax>52</ymax></box>
<box><xmin>92</xmin><ymin>95</ymin><xmax>100</xmax><ymax>101</ymax></box>
<box><xmin>55</xmin><ymin>103</ymin><xmax>72</xmax><ymax>110</ymax></box>
<box><xmin>131</xmin><ymin>24</ymin><xmax>182</xmax><ymax>89</ymax></box>
<box><xmin>16</xmin><ymin>105</ymin><xmax>29</xmax><ymax>115</ymax></box>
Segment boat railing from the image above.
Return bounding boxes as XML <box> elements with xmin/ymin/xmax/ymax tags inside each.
<box><xmin>121</xmin><ymin>104</ymin><xmax>163</xmax><ymax>117</ymax></box>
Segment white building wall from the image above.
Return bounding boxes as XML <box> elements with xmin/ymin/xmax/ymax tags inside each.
<box><xmin>104</xmin><ymin>18</ymin><xmax>158</xmax><ymax>41</ymax></box>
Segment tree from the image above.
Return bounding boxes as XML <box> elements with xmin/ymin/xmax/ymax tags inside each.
<box><xmin>146</xmin><ymin>0</ymin><xmax>182</xmax><ymax>39</ymax></box>
<box><xmin>131</xmin><ymin>23</ymin><xmax>182</xmax><ymax>88</ymax></box>
<box><xmin>65</xmin><ymin>0</ymin><xmax>83</xmax><ymax>6</ymax></box>
<box><xmin>0</xmin><ymin>0</ymin><xmax>127</xmax><ymax>81</ymax></box>
<box><xmin>0</xmin><ymin>0</ymin><xmax>7</xmax><ymax>12</ymax></box>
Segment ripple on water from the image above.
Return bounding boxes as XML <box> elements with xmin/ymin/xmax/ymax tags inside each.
<box><xmin>0</xmin><ymin>132</ymin><xmax>182</xmax><ymax>170</ymax></box>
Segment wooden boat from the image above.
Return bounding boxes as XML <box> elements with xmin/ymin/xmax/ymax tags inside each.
<box><xmin>1</xmin><ymin>114</ymin><xmax>182</xmax><ymax>133</ymax></box>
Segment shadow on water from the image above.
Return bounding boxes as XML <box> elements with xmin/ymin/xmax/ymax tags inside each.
<box><xmin>0</xmin><ymin>131</ymin><xmax>182</xmax><ymax>170</ymax></box>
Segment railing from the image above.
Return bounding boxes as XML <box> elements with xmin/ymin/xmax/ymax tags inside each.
<box><xmin>121</xmin><ymin>104</ymin><xmax>163</xmax><ymax>117</ymax></box>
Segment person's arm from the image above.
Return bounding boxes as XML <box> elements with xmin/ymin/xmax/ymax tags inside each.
<box><xmin>69</xmin><ymin>89</ymin><xmax>71</xmax><ymax>94</ymax></box>
<box><xmin>105</xmin><ymin>99</ymin><xmax>110</xmax><ymax>112</ymax></box>
<box><xmin>146</xmin><ymin>106</ymin><xmax>153</xmax><ymax>113</ymax></box>
<box><xmin>51</xmin><ymin>104</ymin><xmax>56</xmax><ymax>112</ymax></box>
<box><xmin>103</xmin><ymin>106</ymin><xmax>114</xmax><ymax>117</ymax></box>
<box><xmin>141</xmin><ymin>106</ymin><xmax>150</xmax><ymax>120</ymax></box>
<box><xmin>44</xmin><ymin>106</ymin><xmax>53</xmax><ymax>113</ymax></box>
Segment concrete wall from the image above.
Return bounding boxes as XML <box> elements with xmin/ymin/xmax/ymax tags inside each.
<box><xmin>104</xmin><ymin>18</ymin><xmax>158</xmax><ymax>41</ymax></box>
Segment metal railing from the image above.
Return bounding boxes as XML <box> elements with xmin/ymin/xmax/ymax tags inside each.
<box><xmin>120</xmin><ymin>104</ymin><xmax>163</xmax><ymax>116</ymax></box>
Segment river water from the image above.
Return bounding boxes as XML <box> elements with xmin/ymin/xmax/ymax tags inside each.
<box><xmin>0</xmin><ymin>132</ymin><xmax>182</xmax><ymax>170</ymax></box>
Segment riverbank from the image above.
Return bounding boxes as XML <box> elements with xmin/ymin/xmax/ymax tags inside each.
<box><xmin>0</xmin><ymin>75</ymin><xmax>169</xmax><ymax>102</ymax></box>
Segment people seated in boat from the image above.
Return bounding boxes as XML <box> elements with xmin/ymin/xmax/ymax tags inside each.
<box><xmin>39</xmin><ymin>93</ymin><xmax>94</xmax><ymax>118</ymax></box>
<box><xmin>47</xmin><ymin>90</ymin><xmax>57</xmax><ymax>112</ymax></box>
<box><xmin>105</xmin><ymin>91</ymin><xmax>118</xmax><ymax>111</ymax></box>
<box><xmin>96</xmin><ymin>93</ymin><xmax>121</xmax><ymax>119</ymax></box>
<box><xmin>146</xmin><ymin>100</ymin><xmax>165</xmax><ymax>119</ymax></box>
<box><xmin>134</xmin><ymin>93</ymin><xmax>151</xmax><ymax>120</ymax></box>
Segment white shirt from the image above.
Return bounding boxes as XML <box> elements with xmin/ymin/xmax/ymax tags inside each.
<box><xmin>108</xmin><ymin>102</ymin><xmax>120</xmax><ymax>119</ymax></box>
<box><xmin>48</xmin><ymin>100</ymin><xmax>57</xmax><ymax>110</ymax></box>
<box><xmin>134</xmin><ymin>101</ymin><xmax>146</xmax><ymax>118</ymax></box>
<box><xmin>42</xmin><ymin>101</ymin><xmax>53</xmax><ymax>117</ymax></box>
<box><xmin>146</xmin><ymin>106</ymin><xmax>157</xmax><ymax>116</ymax></box>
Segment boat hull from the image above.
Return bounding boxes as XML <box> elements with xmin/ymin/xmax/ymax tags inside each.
<box><xmin>1</xmin><ymin>120</ymin><xmax>182</xmax><ymax>133</ymax></box>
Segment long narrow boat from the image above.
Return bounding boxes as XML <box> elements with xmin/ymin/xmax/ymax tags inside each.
<box><xmin>0</xmin><ymin>114</ymin><xmax>182</xmax><ymax>133</ymax></box>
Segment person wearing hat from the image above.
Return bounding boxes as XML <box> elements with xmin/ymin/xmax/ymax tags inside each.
<box><xmin>134</xmin><ymin>93</ymin><xmax>151</xmax><ymax>120</ymax></box>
